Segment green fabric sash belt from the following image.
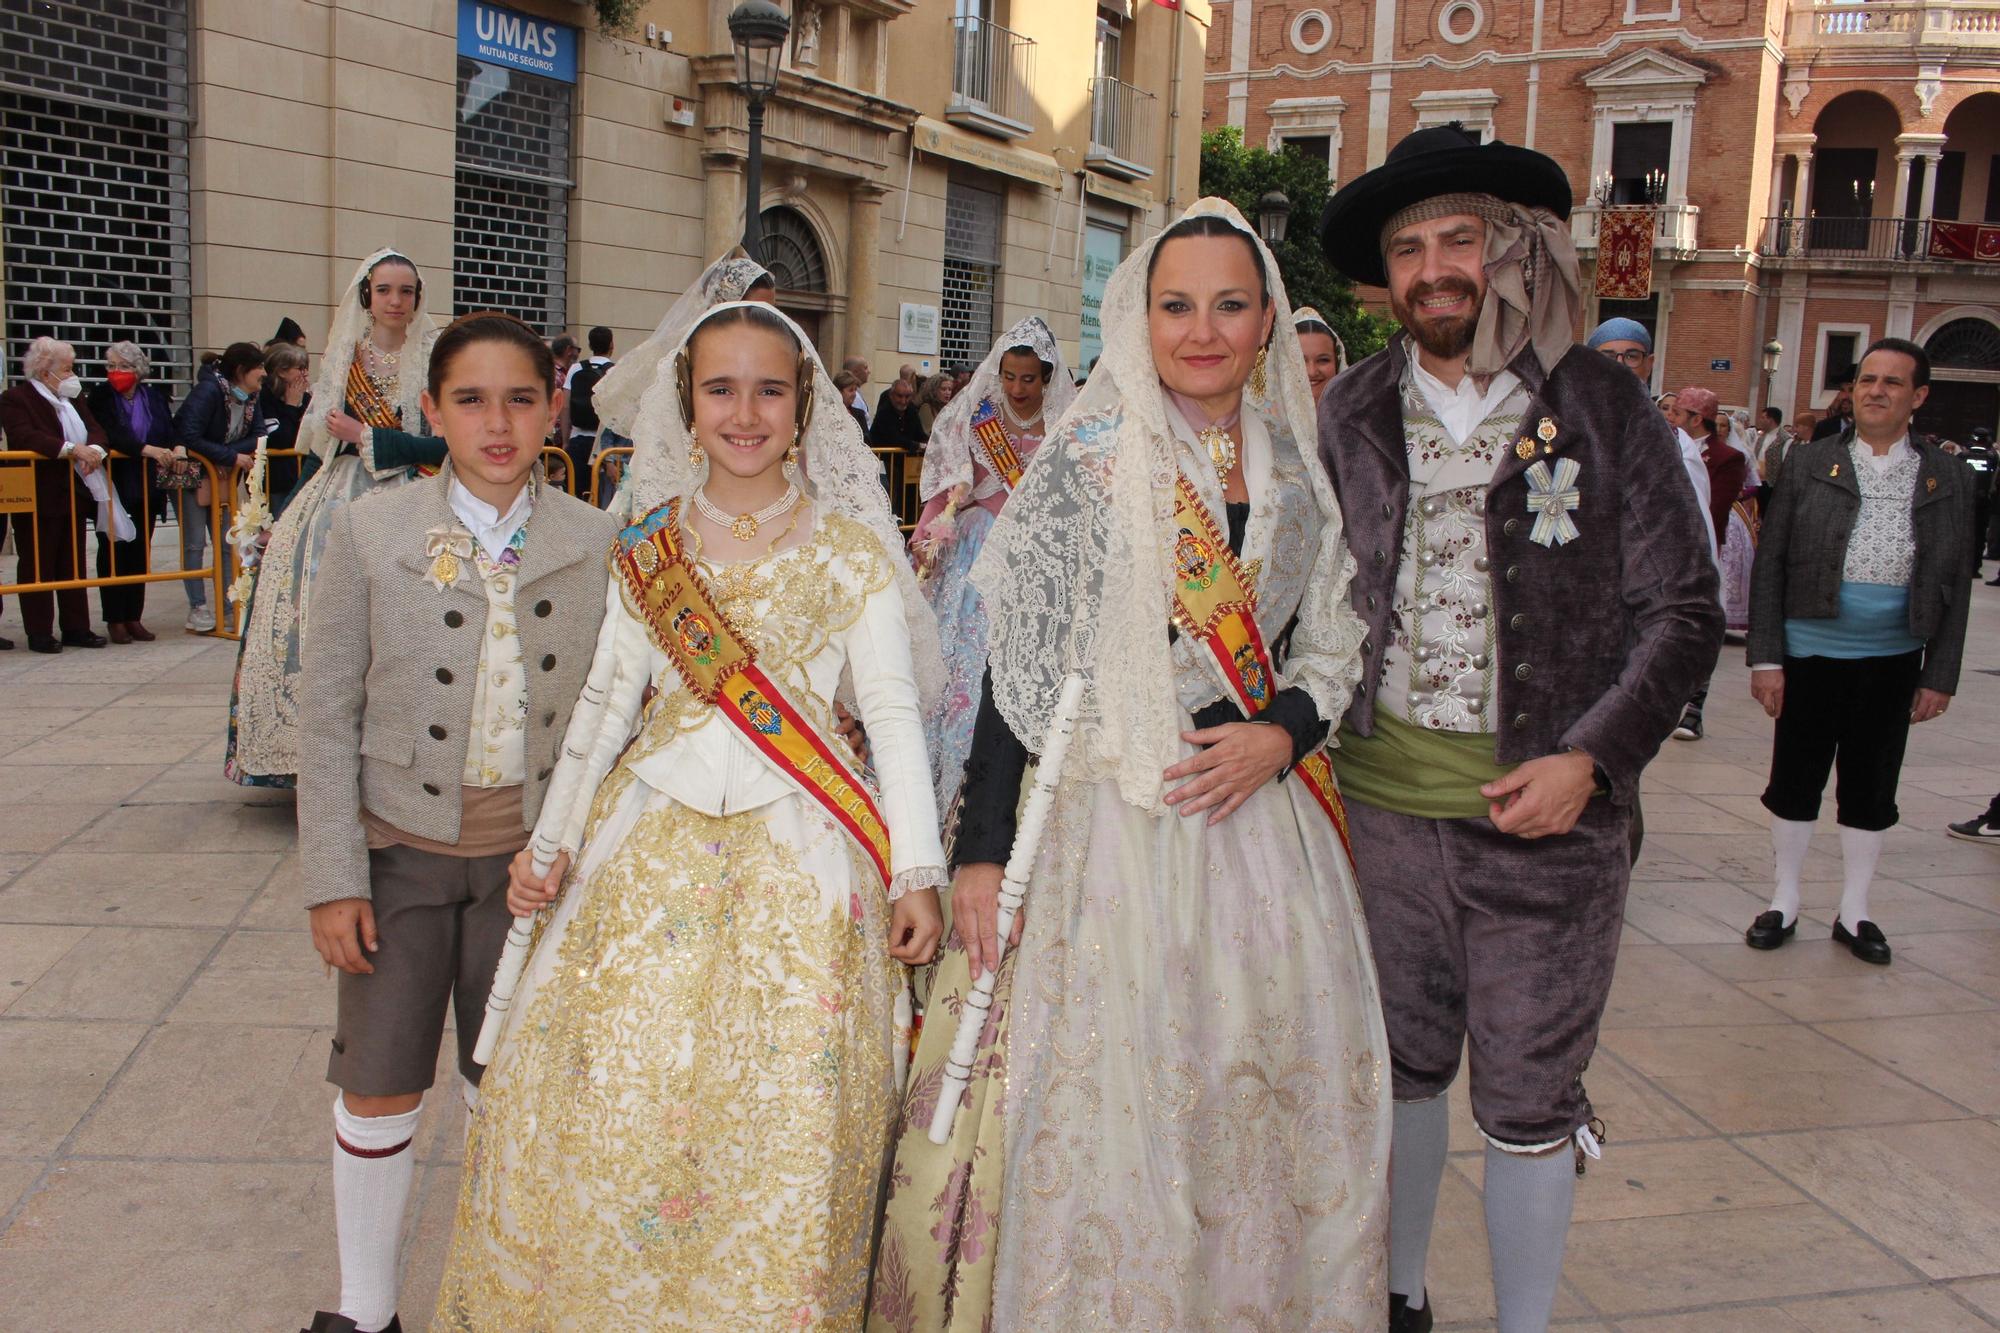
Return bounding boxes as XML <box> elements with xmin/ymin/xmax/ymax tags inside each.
<box><xmin>1330</xmin><ymin>711</ymin><xmax>1516</xmax><ymax>820</ymax></box>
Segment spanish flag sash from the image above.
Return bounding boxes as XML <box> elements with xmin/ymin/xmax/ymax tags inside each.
<box><xmin>615</xmin><ymin>501</ymin><xmax>893</xmax><ymax>887</ymax></box>
<box><xmin>1167</xmin><ymin>474</ymin><xmax>1353</xmax><ymax>863</ymax></box>
<box><xmin>969</xmin><ymin>398</ymin><xmax>1025</xmax><ymax>489</ymax></box>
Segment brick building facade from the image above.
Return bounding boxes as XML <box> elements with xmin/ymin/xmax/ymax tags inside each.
<box><xmin>1205</xmin><ymin>0</ymin><xmax>2000</xmax><ymax>439</ymax></box>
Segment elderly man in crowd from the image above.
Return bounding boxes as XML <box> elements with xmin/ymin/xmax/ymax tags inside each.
<box><xmin>0</xmin><ymin>336</ymin><xmax>111</xmax><ymax>652</ymax></box>
<box><xmin>1744</xmin><ymin>338</ymin><xmax>1975</xmax><ymax>965</ymax></box>
<box><xmin>1317</xmin><ymin>125</ymin><xmax>1723</xmax><ymax>1333</ymax></box>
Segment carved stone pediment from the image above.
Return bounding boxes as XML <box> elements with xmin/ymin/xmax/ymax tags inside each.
<box><xmin>1582</xmin><ymin>48</ymin><xmax>1710</xmax><ymax>96</ymax></box>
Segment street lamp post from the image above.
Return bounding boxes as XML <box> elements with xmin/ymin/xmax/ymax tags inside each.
<box><xmin>729</xmin><ymin>0</ymin><xmax>790</xmax><ymax>263</ymax></box>
<box><xmin>1256</xmin><ymin>190</ymin><xmax>1292</xmax><ymax>248</ymax></box>
<box><xmin>1761</xmin><ymin>338</ymin><xmax>1783</xmax><ymax>422</ymax></box>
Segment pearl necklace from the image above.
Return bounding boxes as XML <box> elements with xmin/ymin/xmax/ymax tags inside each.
<box><xmin>694</xmin><ymin>482</ymin><xmax>800</xmax><ymax>541</ymax></box>
<box><xmin>1000</xmin><ymin>399</ymin><xmax>1042</xmax><ymax>434</ymax></box>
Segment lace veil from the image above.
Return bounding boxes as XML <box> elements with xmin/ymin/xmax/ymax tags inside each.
<box><xmin>301</xmin><ymin>247</ymin><xmax>439</xmax><ymax>475</ymax></box>
<box><xmin>917</xmin><ymin>314</ymin><xmax>1077</xmax><ymax>503</ymax></box>
<box><xmin>591</xmin><ymin>252</ymin><xmax>772</xmax><ymax>438</ymax></box>
<box><xmin>625</xmin><ymin>300</ymin><xmax>945</xmax><ymax>711</ymax></box>
<box><xmin>968</xmin><ymin>198</ymin><xmax>1361</xmax><ymax>811</ymax></box>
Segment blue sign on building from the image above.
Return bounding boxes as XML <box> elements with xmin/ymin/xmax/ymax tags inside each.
<box><xmin>458</xmin><ymin>0</ymin><xmax>576</xmax><ymax>83</ymax></box>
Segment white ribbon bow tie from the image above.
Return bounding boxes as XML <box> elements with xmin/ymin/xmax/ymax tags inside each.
<box><xmin>1524</xmin><ymin>457</ymin><xmax>1581</xmax><ymax>548</ymax></box>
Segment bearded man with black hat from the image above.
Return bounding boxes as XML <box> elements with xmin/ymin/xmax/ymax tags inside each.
<box><xmin>1315</xmin><ymin>125</ymin><xmax>1724</xmax><ymax>1332</ymax></box>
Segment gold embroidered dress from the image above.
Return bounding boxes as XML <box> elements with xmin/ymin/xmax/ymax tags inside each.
<box><xmin>436</xmin><ymin>507</ymin><xmax>945</xmax><ymax>1330</ymax></box>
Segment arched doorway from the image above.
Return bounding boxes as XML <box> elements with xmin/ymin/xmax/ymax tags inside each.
<box><xmin>1809</xmin><ymin>91</ymin><xmax>1900</xmax><ymax>250</ymax></box>
<box><xmin>759</xmin><ymin>205</ymin><xmax>829</xmax><ymax>349</ymax></box>
<box><xmin>1919</xmin><ymin>315</ymin><xmax>2000</xmax><ymax>441</ymax></box>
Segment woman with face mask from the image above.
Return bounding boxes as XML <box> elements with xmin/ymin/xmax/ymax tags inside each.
<box><xmin>169</xmin><ymin>340</ymin><xmax>266</xmax><ymax>633</ymax></box>
<box><xmin>0</xmin><ymin>336</ymin><xmax>111</xmax><ymax>652</ymax></box>
<box><xmin>85</xmin><ymin>340</ymin><xmax>178</xmax><ymax>642</ymax></box>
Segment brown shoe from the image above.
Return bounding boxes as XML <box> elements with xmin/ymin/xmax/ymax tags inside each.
<box><xmin>126</xmin><ymin>621</ymin><xmax>156</xmax><ymax>642</ymax></box>
<box><xmin>107</xmin><ymin>623</ymin><xmax>134</xmax><ymax>645</ymax></box>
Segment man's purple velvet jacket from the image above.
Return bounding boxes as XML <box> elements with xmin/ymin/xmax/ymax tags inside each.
<box><xmin>1316</xmin><ymin>336</ymin><xmax>1724</xmax><ymax>806</ymax></box>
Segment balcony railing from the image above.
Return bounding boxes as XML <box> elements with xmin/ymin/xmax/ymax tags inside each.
<box><xmin>1569</xmin><ymin>202</ymin><xmax>1700</xmax><ymax>258</ymax></box>
<box><xmin>947</xmin><ymin>16</ymin><xmax>1035</xmax><ymax>140</ymax></box>
<box><xmin>1759</xmin><ymin>214</ymin><xmax>2000</xmax><ymax>264</ymax></box>
<box><xmin>1086</xmin><ymin>76</ymin><xmax>1157</xmax><ymax>181</ymax></box>
<box><xmin>1787</xmin><ymin>0</ymin><xmax>2000</xmax><ymax>50</ymax></box>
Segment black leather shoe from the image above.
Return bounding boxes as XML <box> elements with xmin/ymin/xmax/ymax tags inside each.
<box><xmin>60</xmin><ymin>630</ymin><xmax>107</xmax><ymax>649</ymax></box>
<box><xmin>27</xmin><ymin>635</ymin><xmax>60</xmax><ymax>654</ymax></box>
<box><xmin>1833</xmin><ymin>917</ymin><xmax>1892</xmax><ymax>965</ymax></box>
<box><xmin>1744</xmin><ymin>909</ymin><xmax>1796</xmax><ymax>950</ymax></box>
<box><xmin>301</xmin><ymin>1315</ymin><xmax>401</xmax><ymax>1333</ymax></box>
<box><xmin>1389</xmin><ymin>1291</ymin><xmax>1435</xmax><ymax>1333</ymax></box>
<box><xmin>0</xmin><ymin>634</ymin><xmax>13</xmax><ymax>650</ymax></box>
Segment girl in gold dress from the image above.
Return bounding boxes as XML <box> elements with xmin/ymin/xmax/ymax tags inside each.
<box><xmin>435</xmin><ymin>303</ymin><xmax>947</xmax><ymax>1329</ymax></box>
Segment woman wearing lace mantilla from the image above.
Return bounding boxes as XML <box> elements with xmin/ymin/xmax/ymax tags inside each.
<box><xmin>227</xmin><ymin>250</ymin><xmax>445</xmax><ymax>786</ymax></box>
<box><xmin>909</xmin><ymin>315</ymin><xmax>1076</xmax><ymax>816</ymax></box>
<box><xmin>435</xmin><ymin>302</ymin><xmax>946</xmax><ymax>1330</ymax></box>
<box><xmin>871</xmin><ymin>200</ymin><xmax>1389</xmax><ymax>1330</ymax></box>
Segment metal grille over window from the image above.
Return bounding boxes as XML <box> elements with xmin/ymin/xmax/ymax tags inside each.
<box><xmin>453</xmin><ymin>56</ymin><xmax>572</xmax><ymax>335</ymax></box>
<box><xmin>760</xmin><ymin>207</ymin><xmax>829</xmax><ymax>293</ymax></box>
<box><xmin>941</xmin><ymin>180</ymin><xmax>1002</xmax><ymax>370</ymax></box>
<box><xmin>0</xmin><ymin>0</ymin><xmax>191</xmax><ymax>386</ymax></box>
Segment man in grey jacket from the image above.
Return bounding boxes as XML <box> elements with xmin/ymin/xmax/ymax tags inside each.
<box><xmin>1317</xmin><ymin>126</ymin><xmax>1723</xmax><ymax>1333</ymax></box>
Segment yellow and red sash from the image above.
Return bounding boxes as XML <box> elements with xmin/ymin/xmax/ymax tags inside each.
<box><xmin>346</xmin><ymin>360</ymin><xmax>438</xmax><ymax>476</ymax></box>
<box><xmin>969</xmin><ymin>398</ymin><xmax>1025</xmax><ymax>489</ymax></box>
<box><xmin>1167</xmin><ymin>474</ymin><xmax>1353</xmax><ymax>863</ymax></box>
<box><xmin>615</xmin><ymin>501</ymin><xmax>892</xmax><ymax>887</ymax></box>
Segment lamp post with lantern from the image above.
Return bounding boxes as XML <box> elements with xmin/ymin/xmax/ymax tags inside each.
<box><xmin>728</xmin><ymin>0</ymin><xmax>791</xmax><ymax>263</ymax></box>
<box><xmin>1256</xmin><ymin>190</ymin><xmax>1292</xmax><ymax>249</ymax></box>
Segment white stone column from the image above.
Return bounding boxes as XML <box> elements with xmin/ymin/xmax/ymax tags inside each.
<box><xmin>703</xmin><ymin>152</ymin><xmax>745</xmax><ymax>266</ymax></box>
<box><xmin>847</xmin><ymin>182</ymin><xmax>888</xmax><ymax>370</ymax></box>
<box><xmin>1791</xmin><ymin>150</ymin><xmax>1814</xmax><ymax>217</ymax></box>
<box><xmin>1917</xmin><ymin>151</ymin><xmax>1942</xmax><ymax>220</ymax></box>
<box><xmin>1892</xmin><ymin>152</ymin><xmax>1914</xmax><ymax>218</ymax></box>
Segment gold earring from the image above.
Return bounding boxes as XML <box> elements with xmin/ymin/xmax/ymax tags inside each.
<box><xmin>688</xmin><ymin>439</ymin><xmax>704</xmax><ymax>471</ymax></box>
<box><xmin>1249</xmin><ymin>346</ymin><xmax>1269</xmax><ymax>398</ymax></box>
<box><xmin>783</xmin><ymin>433</ymin><xmax>801</xmax><ymax>481</ymax></box>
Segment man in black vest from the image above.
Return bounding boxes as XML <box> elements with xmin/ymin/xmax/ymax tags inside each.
<box><xmin>563</xmin><ymin>325</ymin><xmax>614</xmax><ymax>496</ymax></box>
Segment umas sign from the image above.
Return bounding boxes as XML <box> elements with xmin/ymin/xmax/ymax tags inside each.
<box><xmin>458</xmin><ymin>0</ymin><xmax>577</xmax><ymax>83</ymax></box>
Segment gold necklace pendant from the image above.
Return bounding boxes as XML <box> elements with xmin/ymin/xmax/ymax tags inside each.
<box><xmin>730</xmin><ymin>513</ymin><xmax>758</xmax><ymax>542</ymax></box>
<box><xmin>1200</xmin><ymin>425</ymin><xmax>1237</xmax><ymax>484</ymax></box>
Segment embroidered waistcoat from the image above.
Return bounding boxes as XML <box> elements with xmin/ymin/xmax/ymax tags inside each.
<box><xmin>462</xmin><ymin>535</ymin><xmax>530</xmax><ymax>788</ymax></box>
<box><xmin>1376</xmin><ymin>368</ymin><xmax>1530</xmax><ymax>733</ymax></box>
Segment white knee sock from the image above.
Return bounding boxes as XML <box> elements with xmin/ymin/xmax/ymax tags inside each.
<box><xmin>1769</xmin><ymin>817</ymin><xmax>1814</xmax><ymax>924</ymax></box>
<box><xmin>1484</xmin><ymin>1143</ymin><xmax>1576</xmax><ymax>1333</ymax></box>
<box><xmin>1837</xmin><ymin>825</ymin><xmax>1884</xmax><ymax>928</ymax></box>
<box><xmin>332</xmin><ymin>1094</ymin><xmax>421</xmax><ymax>1333</ymax></box>
<box><xmin>1389</xmin><ymin>1095</ymin><xmax>1450</xmax><ymax>1310</ymax></box>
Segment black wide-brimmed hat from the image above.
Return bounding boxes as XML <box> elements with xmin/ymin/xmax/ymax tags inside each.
<box><xmin>1320</xmin><ymin>124</ymin><xmax>1573</xmax><ymax>287</ymax></box>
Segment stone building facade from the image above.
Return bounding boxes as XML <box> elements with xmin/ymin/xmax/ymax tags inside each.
<box><xmin>1206</xmin><ymin>0</ymin><xmax>2000</xmax><ymax>437</ymax></box>
<box><xmin>0</xmin><ymin>0</ymin><xmax>1209</xmax><ymax>395</ymax></box>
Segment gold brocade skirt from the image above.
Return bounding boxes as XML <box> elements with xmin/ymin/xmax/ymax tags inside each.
<box><xmin>435</xmin><ymin>768</ymin><xmax>905</xmax><ymax>1330</ymax></box>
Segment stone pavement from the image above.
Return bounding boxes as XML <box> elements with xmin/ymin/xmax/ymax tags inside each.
<box><xmin>1</xmin><ymin>580</ymin><xmax>1997</xmax><ymax>1331</ymax></box>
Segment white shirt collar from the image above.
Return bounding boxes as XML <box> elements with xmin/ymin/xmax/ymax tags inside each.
<box><xmin>1851</xmin><ymin>434</ymin><xmax>1915</xmax><ymax>472</ymax></box>
<box><xmin>449</xmin><ymin>477</ymin><xmax>533</xmax><ymax>562</ymax></box>
<box><xmin>1408</xmin><ymin>356</ymin><xmax>1520</xmax><ymax>448</ymax></box>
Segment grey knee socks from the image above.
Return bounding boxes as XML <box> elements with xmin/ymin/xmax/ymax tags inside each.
<box><xmin>1389</xmin><ymin>1095</ymin><xmax>1450</xmax><ymax>1309</ymax></box>
<box><xmin>1483</xmin><ymin>1142</ymin><xmax>1576</xmax><ymax>1333</ymax></box>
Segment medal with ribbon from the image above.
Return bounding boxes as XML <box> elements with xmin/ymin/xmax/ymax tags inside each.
<box><xmin>1523</xmin><ymin>457</ymin><xmax>1581</xmax><ymax>548</ymax></box>
<box><xmin>424</xmin><ymin>527</ymin><xmax>474</xmax><ymax>590</ymax></box>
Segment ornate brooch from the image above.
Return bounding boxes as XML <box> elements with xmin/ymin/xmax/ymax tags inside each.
<box><xmin>424</xmin><ymin>527</ymin><xmax>474</xmax><ymax>592</ymax></box>
<box><xmin>1524</xmin><ymin>457</ymin><xmax>1582</xmax><ymax>548</ymax></box>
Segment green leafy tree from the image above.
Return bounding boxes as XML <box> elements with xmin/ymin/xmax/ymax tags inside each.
<box><xmin>1198</xmin><ymin>127</ymin><xmax>1394</xmax><ymax>363</ymax></box>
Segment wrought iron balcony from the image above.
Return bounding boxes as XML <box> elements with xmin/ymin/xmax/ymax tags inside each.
<box><xmin>947</xmin><ymin>16</ymin><xmax>1035</xmax><ymax>140</ymax></box>
<box><xmin>1758</xmin><ymin>214</ymin><xmax>2000</xmax><ymax>267</ymax></box>
<box><xmin>1086</xmin><ymin>76</ymin><xmax>1157</xmax><ymax>181</ymax></box>
<box><xmin>1787</xmin><ymin>0</ymin><xmax>2000</xmax><ymax>50</ymax></box>
<box><xmin>1569</xmin><ymin>202</ymin><xmax>1700</xmax><ymax>259</ymax></box>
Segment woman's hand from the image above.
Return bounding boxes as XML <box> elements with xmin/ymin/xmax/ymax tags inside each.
<box><xmin>326</xmin><ymin>408</ymin><xmax>366</xmax><ymax>446</ymax></box>
<box><xmin>951</xmin><ymin>861</ymin><xmax>1018</xmax><ymax>981</ymax></box>
<box><xmin>505</xmin><ymin>848</ymin><xmax>570</xmax><ymax>918</ymax></box>
<box><xmin>142</xmin><ymin>444</ymin><xmax>174</xmax><ymax>463</ymax></box>
<box><xmin>888</xmin><ymin>887</ymin><xmax>944</xmax><ymax>965</ymax></box>
<box><xmin>1162</xmin><ymin>721</ymin><xmax>1291</xmax><ymax>825</ymax></box>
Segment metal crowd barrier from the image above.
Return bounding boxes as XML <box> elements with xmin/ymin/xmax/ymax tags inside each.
<box><xmin>592</xmin><ymin>447</ymin><xmax>631</xmax><ymax>508</ymax></box>
<box><xmin>539</xmin><ymin>445</ymin><xmax>575</xmax><ymax>496</ymax></box>
<box><xmin>0</xmin><ymin>448</ymin><xmax>230</xmax><ymax>633</ymax></box>
<box><xmin>516</xmin><ymin>443</ymin><xmax>919</xmax><ymax>529</ymax></box>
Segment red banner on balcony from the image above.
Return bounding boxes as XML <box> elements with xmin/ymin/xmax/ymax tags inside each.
<box><xmin>1928</xmin><ymin>220</ymin><xmax>2000</xmax><ymax>263</ymax></box>
<box><xmin>1594</xmin><ymin>208</ymin><xmax>1655</xmax><ymax>299</ymax></box>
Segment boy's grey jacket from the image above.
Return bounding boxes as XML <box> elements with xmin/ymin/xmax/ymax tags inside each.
<box><xmin>298</xmin><ymin>469</ymin><xmax>618</xmax><ymax>908</ymax></box>
<box><xmin>1746</xmin><ymin>429</ymin><xmax>1975</xmax><ymax>694</ymax></box>
<box><xmin>1316</xmin><ymin>336</ymin><xmax>1725</xmax><ymax>805</ymax></box>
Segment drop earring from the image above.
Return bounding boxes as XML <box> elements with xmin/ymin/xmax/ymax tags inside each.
<box><xmin>783</xmin><ymin>433</ymin><xmax>801</xmax><ymax>482</ymax></box>
<box><xmin>1249</xmin><ymin>346</ymin><xmax>1269</xmax><ymax>398</ymax></box>
<box><xmin>688</xmin><ymin>439</ymin><xmax>704</xmax><ymax>472</ymax></box>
